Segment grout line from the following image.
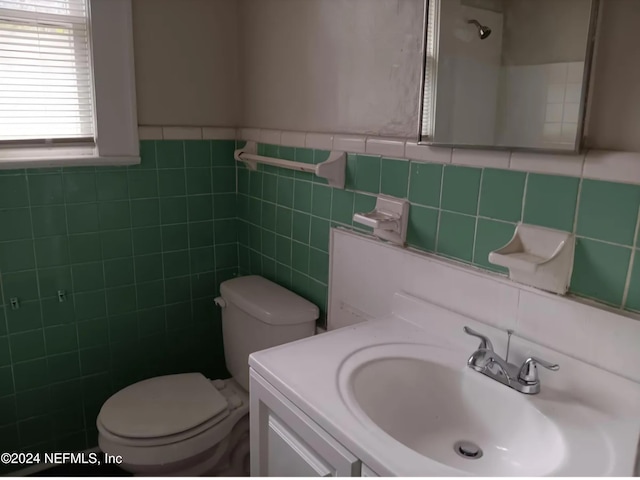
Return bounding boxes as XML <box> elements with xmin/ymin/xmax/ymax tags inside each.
<box><xmin>434</xmin><ymin>164</ymin><xmax>446</xmax><ymax>253</ymax></box>
<box><xmin>183</xmin><ymin>140</ymin><xmax>197</xmax><ymax>322</ymax></box>
<box><xmin>404</xmin><ymin>159</ymin><xmax>416</xmax><ymax>203</ymax></box>
<box><xmin>571</xmin><ymin>177</ymin><xmax>584</xmax><ymax>235</ymax></box>
<box><xmin>151</xmin><ymin>141</ymin><xmax>166</xmax><ymax>332</ymax></box>
<box><xmin>470</xmin><ymin>169</ymin><xmax>484</xmax><ymax>264</ymax></box>
<box><xmin>520</xmin><ymin>172</ymin><xmax>529</xmax><ymax>222</ymax></box>
<box><xmin>234</xmin><ymin>140</ymin><xmax>241</xmax><ymax>279</ymax></box>
<box><xmin>0</xmin><ymin>263</ymin><xmax>17</xmax><ymax>413</ymax></box>
<box><xmin>20</xmin><ymin>171</ymin><xmax>48</xmax><ymax>397</ymax></box>
<box><xmin>566</xmin><ymin>175</ymin><xmax>584</xmax><ymax>303</ymax></box>
<box><xmin>60</xmin><ymin>167</ymin><xmax>89</xmax><ymax>444</ymax></box>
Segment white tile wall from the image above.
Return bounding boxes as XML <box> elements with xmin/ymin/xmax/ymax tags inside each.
<box><xmin>333</xmin><ymin>134</ymin><xmax>367</xmax><ymax>153</ymax></box>
<box><xmin>545</xmin><ymin>104</ymin><xmax>564</xmax><ymax>123</ymax></box>
<box><xmin>510</xmin><ymin>151</ymin><xmax>585</xmax><ymax>176</ymax></box>
<box><xmin>259</xmin><ymin>129</ymin><xmax>282</xmax><ymax>145</ymax></box>
<box><xmin>305</xmin><ymin>132</ymin><xmax>334</xmax><ymax>150</ymax></box>
<box><xmin>583</xmin><ymin>150</ymin><xmax>640</xmax><ymax>185</ymax></box>
<box><xmin>365</xmin><ymin>137</ymin><xmax>406</xmax><ymax>157</ymax></box>
<box><xmin>452</xmin><ymin>149</ymin><xmax>510</xmax><ymax>169</ymax></box>
<box><xmin>563</xmin><ymin>103</ymin><xmax>580</xmax><ymax>123</ymax></box>
<box><xmin>498</xmin><ymin>62</ymin><xmax>585</xmax><ymax>150</ymax></box>
<box><xmin>280</xmin><ymin>131</ymin><xmax>307</xmax><ymax>148</ymax></box>
<box><xmin>547</xmin><ymin>84</ymin><xmax>565</xmax><ymax>104</ymax></box>
<box><xmin>404</xmin><ymin>143</ymin><xmax>452</xmax><ymax>163</ymax></box>
<box><xmin>328</xmin><ymin>229</ymin><xmax>405</xmax><ymax>330</ymax></box>
<box><xmin>565</xmin><ymin>83</ymin><xmax>582</xmax><ymax>103</ymax></box>
<box><xmin>138</xmin><ymin>126</ymin><xmax>163</xmax><ymax>140</ymax></box>
<box><xmin>139</xmin><ymin>126</ymin><xmax>238</xmax><ymax>141</ymax></box>
<box><xmin>402</xmin><ymin>248</ymin><xmax>520</xmax><ymax>331</ymax></box>
<box><xmin>513</xmin><ymin>290</ymin><xmax>640</xmax><ymax>385</ymax></box>
<box><xmin>162</xmin><ymin>126</ymin><xmax>203</xmax><ymax>140</ymax></box>
<box><xmin>202</xmin><ymin>127</ymin><xmax>237</xmax><ymax>140</ymax></box>
<box><xmin>515</xmin><ymin>290</ymin><xmax>596</xmax><ymax>363</ymax></box>
<box><xmin>239</xmin><ymin>128</ymin><xmax>261</xmax><ymax>142</ymax></box>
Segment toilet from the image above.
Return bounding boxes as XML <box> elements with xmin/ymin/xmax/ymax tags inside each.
<box><xmin>96</xmin><ymin>275</ymin><xmax>319</xmax><ymax>476</ymax></box>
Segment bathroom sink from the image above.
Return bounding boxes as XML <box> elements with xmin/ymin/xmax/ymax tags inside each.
<box><xmin>338</xmin><ymin>343</ymin><xmax>618</xmax><ymax>476</ymax></box>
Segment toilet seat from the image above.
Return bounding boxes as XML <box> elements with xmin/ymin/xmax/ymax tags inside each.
<box><xmin>97</xmin><ymin>376</ymin><xmax>250</xmax><ymax>471</ymax></box>
<box><xmin>97</xmin><ymin>373</ymin><xmax>244</xmax><ymax>447</ymax></box>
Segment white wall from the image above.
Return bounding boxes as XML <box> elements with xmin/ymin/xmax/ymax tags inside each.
<box><xmin>587</xmin><ymin>0</ymin><xmax>640</xmax><ymax>152</ymax></box>
<box><xmin>132</xmin><ymin>0</ymin><xmax>240</xmax><ymax>127</ymax></box>
<box><xmin>239</xmin><ymin>0</ymin><xmax>423</xmax><ymax>137</ymax></box>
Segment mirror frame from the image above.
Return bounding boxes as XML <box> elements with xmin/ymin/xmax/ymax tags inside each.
<box><xmin>418</xmin><ymin>0</ymin><xmax>602</xmax><ymax>154</ymax></box>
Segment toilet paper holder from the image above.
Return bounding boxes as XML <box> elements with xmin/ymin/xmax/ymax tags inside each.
<box><xmin>353</xmin><ymin>195</ymin><xmax>409</xmax><ymax>246</ymax></box>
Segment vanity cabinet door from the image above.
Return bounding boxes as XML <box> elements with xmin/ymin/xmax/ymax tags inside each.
<box><xmin>250</xmin><ymin>369</ymin><xmax>360</xmax><ymax>477</ymax></box>
<box><xmin>361</xmin><ymin>464</ymin><xmax>379</xmax><ymax>477</ymax></box>
<box><xmin>267</xmin><ymin>415</ymin><xmax>333</xmax><ymax>476</ymax></box>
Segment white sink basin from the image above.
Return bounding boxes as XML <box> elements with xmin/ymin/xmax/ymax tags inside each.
<box><xmin>338</xmin><ymin>343</ymin><xmax>622</xmax><ymax>476</ymax></box>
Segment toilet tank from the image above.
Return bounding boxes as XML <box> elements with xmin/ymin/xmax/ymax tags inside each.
<box><xmin>219</xmin><ymin>275</ymin><xmax>319</xmax><ymax>390</ymax></box>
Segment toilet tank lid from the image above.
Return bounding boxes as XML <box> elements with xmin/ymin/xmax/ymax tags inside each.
<box><xmin>220</xmin><ymin>275</ymin><xmax>319</xmax><ymax>325</ymax></box>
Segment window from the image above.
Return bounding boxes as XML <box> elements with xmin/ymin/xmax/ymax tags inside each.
<box><xmin>0</xmin><ymin>0</ymin><xmax>138</xmax><ymax>167</ymax></box>
<box><xmin>419</xmin><ymin>0</ymin><xmax>439</xmax><ymax>140</ymax></box>
<box><xmin>0</xmin><ymin>0</ymin><xmax>94</xmax><ymax>144</ymax></box>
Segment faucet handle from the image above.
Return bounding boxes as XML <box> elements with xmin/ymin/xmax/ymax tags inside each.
<box><xmin>463</xmin><ymin>326</ymin><xmax>494</xmax><ymax>351</ymax></box>
<box><xmin>517</xmin><ymin>356</ymin><xmax>559</xmax><ymax>384</ymax></box>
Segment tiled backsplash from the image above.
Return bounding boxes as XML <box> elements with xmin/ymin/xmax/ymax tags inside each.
<box><xmin>0</xmin><ymin>140</ymin><xmax>236</xmax><ymax>469</ymax></box>
<box><xmin>238</xmin><ymin>142</ymin><xmax>640</xmax><ymax>317</ymax></box>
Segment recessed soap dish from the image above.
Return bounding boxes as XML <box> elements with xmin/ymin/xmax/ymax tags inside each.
<box><xmin>488</xmin><ymin>223</ymin><xmax>575</xmax><ymax>294</ymax></box>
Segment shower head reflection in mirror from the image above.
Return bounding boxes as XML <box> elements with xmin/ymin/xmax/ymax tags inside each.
<box><xmin>419</xmin><ymin>0</ymin><xmax>600</xmax><ymax>153</ymax></box>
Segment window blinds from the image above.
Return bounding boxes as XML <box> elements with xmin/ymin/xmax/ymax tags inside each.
<box><xmin>0</xmin><ymin>0</ymin><xmax>94</xmax><ymax>143</ymax></box>
<box><xmin>421</xmin><ymin>0</ymin><xmax>438</xmax><ymax>138</ymax></box>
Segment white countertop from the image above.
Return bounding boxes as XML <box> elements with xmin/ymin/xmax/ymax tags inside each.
<box><xmin>249</xmin><ymin>293</ymin><xmax>640</xmax><ymax>476</ymax></box>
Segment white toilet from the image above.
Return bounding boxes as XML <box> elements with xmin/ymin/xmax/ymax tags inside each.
<box><xmin>96</xmin><ymin>275</ymin><xmax>319</xmax><ymax>476</ymax></box>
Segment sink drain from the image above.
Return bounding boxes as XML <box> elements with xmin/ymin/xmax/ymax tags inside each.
<box><xmin>454</xmin><ymin>440</ymin><xmax>483</xmax><ymax>459</ymax></box>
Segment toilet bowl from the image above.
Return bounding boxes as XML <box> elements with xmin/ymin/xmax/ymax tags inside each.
<box><xmin>97</xmin><ymin>276</ymin><xmax>319</xmax><ymax>476</ymax></box>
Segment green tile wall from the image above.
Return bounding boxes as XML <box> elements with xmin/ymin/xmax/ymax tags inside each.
<box><xmin>238</xmin><ymin>143</ymin><xmax>640</xmax><ymax>321</ymax></box>
<box><xmin>0</xmin><ymin>140</ymin><xmax>237</xmax><ymax>470</ymax></box>
<box><xmin>237</xmin><ymin>145</ymin><xmax>337</xmax><ymax>322</ymax></box>
<box><xmin>4</xmin><ymin>136</ymin><xmax>640</xmax><ymax>466</ymax></box>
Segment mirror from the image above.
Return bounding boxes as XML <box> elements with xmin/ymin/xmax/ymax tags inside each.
<box><xmin>419</xmin><ymin>0</ymin><xmax>599</xmax><ymax>152</ymax></box>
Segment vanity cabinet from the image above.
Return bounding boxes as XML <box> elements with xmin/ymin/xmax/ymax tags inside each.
<box><xmin>250</xmin><ymin>370</ymin><xmax>361</xmax><ymax>477</ymax></box>
<box><xmin>360</xmin><ymin>465</ymin><xmax>379</xmax><ymax>477</ymax></box>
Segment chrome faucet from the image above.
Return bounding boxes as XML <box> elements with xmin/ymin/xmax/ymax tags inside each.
<box><xmin>463</xmin><ymin>326</ymin><xmax>559</xmax><ymax>395</ymax></box>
